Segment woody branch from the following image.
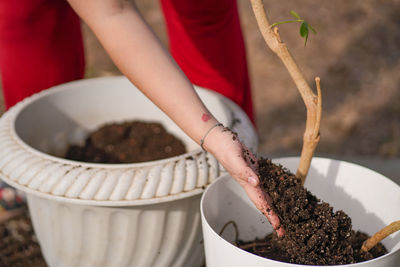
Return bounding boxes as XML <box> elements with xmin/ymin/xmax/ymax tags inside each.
<box><xmin>250</xmin><ymin>0</ymin><xmax>322</xmax><ymax>184</ymax></box>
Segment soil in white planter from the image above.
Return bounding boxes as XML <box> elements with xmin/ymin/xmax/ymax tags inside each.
<box><xmin>65</xmin><ymin>121</ymin><xmax>186</xmax><ymax>163</ymax></box>
<box><xmin>237</xmin><ymin>159</ymin><xmax>387</xmax><ymax>265</ymax></box>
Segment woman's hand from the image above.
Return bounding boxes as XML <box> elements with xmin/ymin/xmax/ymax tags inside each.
<box><xmin>203</xmin><ymin>125</ymin><xmax>284</xmax><ymax>237</ymax></box>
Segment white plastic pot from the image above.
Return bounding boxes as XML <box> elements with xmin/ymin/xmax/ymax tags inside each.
<box><xmin>27</xmin><ymin>192</ymin><xmax>203</xmax><ymax>267</ymax></box>
<box><xmin>201</xmin><ymin>157</ymin><xmax>400</xmax><ymax>267</ymax></box>
<box><xmin>0</xmin><ymin>76</ymin><xmax>258</xmax><ymax>267</ymax></box>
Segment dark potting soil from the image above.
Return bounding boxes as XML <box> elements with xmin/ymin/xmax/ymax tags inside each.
<box><xmin>237</xmin><ymin>159</ymin><xmax>387</xmax><ymax>265</ymax></box>
<box><xmin>65</xmin><ymin>121</ymin><xmax>186</xmax><ymax>163</ymax></box>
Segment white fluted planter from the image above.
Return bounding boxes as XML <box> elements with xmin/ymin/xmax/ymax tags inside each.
<box><xmin>28</xmin><ymin>193</ymin><xmax>203</xmax><ymax>267</ymax></box>
<box><xmin>0</xmin><ymin>76</ymin><xmax>258</xmax><ymax>267</ymax></box>
<box><xmin>201</xmin><ymin>157</ymin><xmax>400</xmax><ymax>267</ymax></box>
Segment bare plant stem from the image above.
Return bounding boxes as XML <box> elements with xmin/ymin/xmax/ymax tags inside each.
<box><xmin>219</xmin><ymin>220</ymin><xmax>239</xmax><ymax>245</ymax></box>
<box><xmin>239</xmin><ymin>241</ymin><xmax>269</xmax><ymax>250</ymax></box>
<box><xmin>250</xmin><ymin>0</ymin><xmax>322</xmax><ymax>185</ymax></box>
<box><xmin>361</xmin><ymin>220</ymin><xmax>400</xmax><ymax>252</ymax></box>
<box><xmin>250</xmin><ymin>0</ymin><xmax>399</xmax><ymax>253</ymax></box>
<box><xmin>219</xmin><ymin>221</ymin><xmax>272</xmax><ymax>250</ymax></box>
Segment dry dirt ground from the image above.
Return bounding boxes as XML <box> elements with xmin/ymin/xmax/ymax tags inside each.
<box><xmin>80</xmin><ymin>0</ymin><xmax>400</xmax><ymax>160</ymax></box>
<box><xmin>0</xmin><ymin>1</ymin><xmax>399</xmax><ymax>266</ymax></box>
<box><xmin>1</xmin><ymin>0</ymin><xmax>400</xmax><ymax>159</ymax></box>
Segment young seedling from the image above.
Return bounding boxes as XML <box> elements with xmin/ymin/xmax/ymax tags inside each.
<box><xmin>270</xmin><ymin>10</ymin><xmax>317</xmax><ymax>46</ymax></box>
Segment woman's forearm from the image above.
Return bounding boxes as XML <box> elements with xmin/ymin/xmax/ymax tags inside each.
<box><xmin>67</xmin><ymin>0</ymin><xmax>218</xmax><ymax>145</ymax></box>
<box><xmin>66</xmin><ymin>0</ymin><xmax>284</xmax><ymax>234</ymax></box>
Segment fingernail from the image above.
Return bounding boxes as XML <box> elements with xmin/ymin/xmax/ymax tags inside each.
<box><xmin>248</xmin><ymin>176</ymin><xmax>258</xmax><ymax>187</ymax></box>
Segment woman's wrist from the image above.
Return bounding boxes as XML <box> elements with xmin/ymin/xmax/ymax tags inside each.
<box><xmin>200</xmin><ymin>122</ymin><xmax>224</xmax><ymax>151</ymax></box>
<box><xmin>201</xmin><ymin>123</ymin><xmax>229</xmax><ymax>155</ymax></box>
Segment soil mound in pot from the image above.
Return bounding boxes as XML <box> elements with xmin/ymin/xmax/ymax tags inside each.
<box><xmin>238</xmin><ymin>159</ymin><xmax>387</xmax><ymax>265</ymax></box>
<box><xmin>65</xmin><ymin>121</ymin><xmax>186</xmax><ymax>163</ymax></box>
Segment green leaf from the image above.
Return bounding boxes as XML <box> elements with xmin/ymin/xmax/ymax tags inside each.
<box><xmin>308</xmin><ymin>24</ymin><xmax>317</xmax><ymax>34</ymax></box>
<box><xmin>290</xmin><ymin>10</ymin><xmax>301</xmax><ymax>19</ymax></box>
<box><xmin>304</xmin><ymin>32</ymin><xmax>309</xmax><ymax>46</ymax></box>
<box><xmin>300</xmin><ymin>22</ymin><xmax>308</xmax><ymax>37</ymax></box>
<box><xmin>271</xmin><ymin>11</ymin><xmax>317</xmax><ymax>46</ymax></box>
<box><xmin>300</xmin><ymin>22</ymin><xmax>310</xmax><ymax>46</ymax></box>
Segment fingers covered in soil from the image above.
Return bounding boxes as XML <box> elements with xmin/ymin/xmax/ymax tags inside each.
<box><xmin>204</xmin><ymin>127</ymin><xmax>283</xmax><ymax>235</ymax></box>
<box><xmin>241</xmin><ymin>184</ymin><xmax>284</xmax><ymax>237</ymax></box>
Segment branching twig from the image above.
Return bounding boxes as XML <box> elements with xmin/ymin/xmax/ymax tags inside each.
<box><xmin>361</xmin><ymin>220</ymin><xmax>400</xmax><ymax>252</ymax></box>
<box><xmin>239</xmin><ymin>241</ymin><xmax>269</xmax><ymax>250</ymax></box>
<box><xmin>219</xmin><ymin>220</ymin><xmax>239</xmax><ymax>245</ymax></box>
<box><xmin>250</xmin><ymin>0</ymin><xmax>322</xmax><ymax>185</ymax></box>
<box><xmin>297</xmin><ymin>77</ymin><xmax>322</xmax><ymax>184</ymax></box>
<box><xmin>250</xmin><ymin>1</ymin><xmax>399</xmax><ymax>257</ymax></box>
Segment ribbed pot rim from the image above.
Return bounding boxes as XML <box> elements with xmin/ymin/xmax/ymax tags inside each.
<box><xmin>0</xmin><ymin>76</ymin><xmax>258</xmax><ymax>206</ymax></box>
<box><xmin>3</xmin><ymin>176</ymin><xmax>205</xmax><ymax>206</ymax></box>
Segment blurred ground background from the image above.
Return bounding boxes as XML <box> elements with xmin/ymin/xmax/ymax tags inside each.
<box><xmin>83</xmin><ymin>0</ymin><xmax>400</xmax><ymax>160</ymax></box>
<box><xmin>0</xmin><ymin>1</ymin><xmax>399</xmax><ymax>266</ymax></box>
<box><xmin>1</xmin><ymin>0</ymin><xmax>400</xmax><ymax>159</ymax></box>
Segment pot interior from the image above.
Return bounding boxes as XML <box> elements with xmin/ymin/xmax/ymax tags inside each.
<box><xmin>14</xmin><ymin>77</ymin><xmax>231</xmax><ymax>158</ymax></box>
<box><xmin>201</xmin><ymin>157</ymin><xmax>400</xmax><ymax>266</ymax></box>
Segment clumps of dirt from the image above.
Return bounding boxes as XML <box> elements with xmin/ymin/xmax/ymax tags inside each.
<box><xmin>238</xmin><ymin>159</ymin><xmax>387</xmax><ymax>265</ymax></box>
<box><xmin>65</xmin><ymin>121</ymin><xmax>186</xmax><ymax>163</ymax></box>
<box><xmin>0</xmin><ymin>209</ymin><xmax>45</xmax><ymax>267</ymax></box>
